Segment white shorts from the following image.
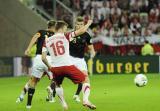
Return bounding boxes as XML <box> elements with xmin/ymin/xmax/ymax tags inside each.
<box><xmin>70</xmin><ymin>56</ymin><xmax>88</xmax><ymax>71</ymax></box>
<box><xmin>31</xmin><ymin>55</ymin><xmax>53</xmax><ymax>79</ymax></box>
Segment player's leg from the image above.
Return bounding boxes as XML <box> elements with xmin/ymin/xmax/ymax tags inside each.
<box><xmin>54</xmin><ymin>74</ymin><xmax>68</xmax><ymax>110</ymax></box>
<box><xmin>16</xmin><ymin>71</ymin><xmax>49</xmax><ymax>103</ymax></box>
<box><xmin>73</xmin><ymin>58</ymin><xmax>88</xmax><ymax>102</ymax></box>
<box><xmin>73</xmin><ymin>83</ymin><xmax>82</xmax><ymax>102</ymax></box>
<box><xmin>55</xmin><ymin>84</ymin><xmax>68</xmax><ymax>110</ymax></box>
<box><xmin>16</xmin><ymin>56</ymin><xmax>36</xmax><ymax>104</ymax></box>
<box><xmin>27</xmin><ymin>70</ymin><xmax>52</xmax><ymax>108</ymax></box>
<box><xmin>26</xmin><ymin>76</ymin><xmax>39</xmax><ymax>108</ymax></box>
<box><xmin>45</xmin><ymin>56</ymin><xmax>56</xmax><ymax>102</ymax></box>
<box><xmin>26</xmin><ymin>63</ymin><xmax>44</xmax><ymax>108</ymax></box>
<box><xmin>81</xmin><ymin>70</ymin><xmax>96</xmax><ymax>110</ymax></box>
<box><xmin>16</xmin><ymin>57</ymin><xmax>35</xmax><ymax>103</ymax></box>
<box><xmin>50</xmin><ymin>67</ymin><xmax>68</xmax><ymax>110</ymax></box>
<box><xmin>16</xmin><ymin>81</ymin><xmax>29</xmax><ymax>103</ymax></box>
<box><xmin>66</xmin><ymin>65</ymin><xmax>96</xmax><ymax>110</ymax></box>
<box><xmin>73</xmin><ymin>71</ymin><xmax>88</xmax><ymax>102</ymax></box>
<box><xmin>78</xmin><ymin>59</ymin><xmax>95</xmax><ymax>109</ymax></box>
<box><xmin>51</xmin><ymin>81</ymin><xmax>56</xmax><ymax>98</ymax></box>
<box><xmin>46</xmin><ymin>80</ymin><xmax>56</xmax><ymax>103</ymax></box>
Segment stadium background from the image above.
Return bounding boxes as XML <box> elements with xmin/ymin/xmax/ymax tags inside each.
<box><xmin>0</xmin><ymin>0</ymin><xmax>160</xmax><ymax>111</ymax></box>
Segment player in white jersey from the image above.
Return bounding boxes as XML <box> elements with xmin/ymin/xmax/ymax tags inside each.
<box><xmin>46</xmin><ymin>17</ymin><xmax>96</xmax><ymax>103</ymax></box>
<box><xmin>42</xmin><ymin>20</ymin><xmax>96</xmax><ymax>110</ymax></box>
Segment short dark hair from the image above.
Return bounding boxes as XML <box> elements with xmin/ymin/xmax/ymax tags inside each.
<box><xmin>55</xmin><ymin>21</ymin><xmax>68</xmax><ymax>31</ymax></box>
<box><xmin>47</xmin><ymin>20</ymin><xmax>56</xmax><ymax>28</ymax></box>
<box><xmin>76</xmin><ymin>16</ymin><xmax>84</xmax><ymax>22</ymax></box>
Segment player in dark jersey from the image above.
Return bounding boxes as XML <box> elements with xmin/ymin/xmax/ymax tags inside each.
<box><xmin>71</xmin><ymin>17</ymin><xmax>96</xmax><ymax>102</ymax></box>
<box><xmin>16</xmin><ymin>20</ymin><xmax>56</xmax><ymax>109</ymax></box>
<box><xmin>46</xmin><ymin>17</ymin><xmax>96</xmax><ymax>103</ymax></box>
<box><xmin>69</xmin><ymin>17</ymin><xmax>95</xmax><ymax>102</ymax></box>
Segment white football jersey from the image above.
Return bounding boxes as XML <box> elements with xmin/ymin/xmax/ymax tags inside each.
<box><xmin>42</xmin><ymin>32</ymin><xmax>75</xmax><ymax>67</ymax></box>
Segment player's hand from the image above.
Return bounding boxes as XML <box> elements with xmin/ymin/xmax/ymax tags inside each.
<box><xmin>48</xmin><ymin>65</ymin><xmax>53</xmax><ymax>71</ymax></box>
<box><xmin>24</xmin><ymin>49</ymin><xmax>30</xmax><ymax>56</ymax></box>
<box><xmin>87</xmin><ymin>20</ymin><xmax>93</xmax><ymax>26</ymax></box>
<box><xmin>90</xmin><ymin>51</ymin><xmax>96</xmax><ymax>58</ymax></box>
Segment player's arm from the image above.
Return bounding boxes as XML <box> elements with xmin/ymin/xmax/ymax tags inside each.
<box><xmin>88</xmin><ymin>45</ymin><xmax>96</xmax><ymax>58</ymax></box>
<box><xmin>42</xmin><ymin>52</ymin><xmax>52</xmax><ymax>69</ymax></box>
<box><xmin>25</xmin><ymin>32</ymin><xmax>41</xmax><ymax>56</ymax></box>
<box><xmin>74</xmin><ymin>20</ymin><xmax>92</xmax><ymax>37</ymax></box>
<box><xmin>65</xmin><ymin>20</ymin><xmax>92</xmax><ymax>41</ymax></box>
<box><xmin>41</xmin><ymin>46</ymin><xmax>52</xmax><ymax>69</ymax></box>
<box><xmin>86</xmin><ymin>32</ymin><xmax>96</xmax><ymax>58</ymax></box>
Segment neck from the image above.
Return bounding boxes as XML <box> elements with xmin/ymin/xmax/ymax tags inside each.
<box><xmin>47</xmin><ymin>29</ymin><xmax>54</xmax><ymax>32</ymax></box>
<box><xmin>56</xmin><ymin>30</ymin><xmax>64</xmax><ymax>33</ymax></box>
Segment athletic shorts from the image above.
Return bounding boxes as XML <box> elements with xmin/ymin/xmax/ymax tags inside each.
<box><xmin>31</xmin><ymin>55</ymin><xmax>53</xmax><ymax>79</ymax></box>
<box><xmin>50</xmin><ymin>65</ymin><xmax>85</xmax><ymax>85</ymax></box>
<box><xmin>70</xmin><ymin>56</ymin><xmax>88</xmax><ymax>71</ymax></box>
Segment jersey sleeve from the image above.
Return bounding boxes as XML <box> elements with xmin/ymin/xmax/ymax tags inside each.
<box><xmin>64</xmin><ymin>31</ymin><xmax>76</xmax><ymax>41</ymax></box>
<box><xmin>86</xmin><ymin>32</ymin><xmax>93</xmax><ymax>45</ymax></box>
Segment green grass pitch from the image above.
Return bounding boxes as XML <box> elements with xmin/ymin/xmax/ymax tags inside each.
<box><xmin>0</xmin><ymin>74</ymin><xmax>160</xmax><ymax>111</ymax></box>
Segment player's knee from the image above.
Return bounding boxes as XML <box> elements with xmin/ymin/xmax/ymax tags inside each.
<box><xmin>82</xmin><ymin>70</ymin><xmax>88</xmax><ymax>76</ymax></box>
<box><xmin>81</xmin><ymin>71</ymin><xmax>90</xmax><ymax>82</ymax></box>
<box><xmin>29</xmin><ymin>76</ymin><xmax>39</xmax><ymax>87</ymax></box>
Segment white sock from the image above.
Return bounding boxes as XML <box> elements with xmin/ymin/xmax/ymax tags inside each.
<box><xmin>20</xmin><ymin>82</ymin><xmax>29</xmax><ymax>99</ymax></box>
<box><xmin>47</xmin><ymin>86</ymin><xmax>53</xmax><ymax>93</ymax></box>
<box><xmin>47</xmin><ymin>86</ymin><xmax>53</xmax><ymax>99</ymax></box>
<box><xmin>56</xmin><ymin>87</ymin><xmax>67</xmax><ymax>108</ymax></box>
<box><xmin>82</xmin><ymin>83</ymin><xmax>90</xmax><ymax>103</ymax></box>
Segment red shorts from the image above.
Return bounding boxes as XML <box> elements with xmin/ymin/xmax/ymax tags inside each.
<box><xmin>50</xmin><ymin>65</ymin><xmax>85</xmax><ymax>85</ymax></box>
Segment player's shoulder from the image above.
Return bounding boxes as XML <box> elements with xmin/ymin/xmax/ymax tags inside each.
<box><xmin>36</xmin><ymin>29</ymin><xmax>48</xmax><ymax>37</ymax></box>
<box><xmin>84</xmin><ymin>31</ymin><xmax>91</xmax><ymax>36</ymax></box>
<box><xmin>37</xmin><ymin>29</ymin><xmax>47</xmax><ymax>33</ymax></box>
<box><xmin>82</xmin><ymin>31</ymin><xmax>92</xmax><ymax>38</ymax></box>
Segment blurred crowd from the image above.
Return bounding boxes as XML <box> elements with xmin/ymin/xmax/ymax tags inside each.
<box><xmin>77</xmin><ymin>0</ymin><xmax>160</xmax><ymax>37</ymax></box>
<box><xmin>35</xmin><ymin>0</ymin><xmax>160</xmax><ymax>37</ymax></box>
<box><xmin>21</xmin><ymin>0</ymin><xmax>160</xmax><ymax>56</ymax></box>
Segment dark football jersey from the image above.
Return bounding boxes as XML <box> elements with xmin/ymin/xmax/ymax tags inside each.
<box><xmin>36</xmin><ymin>30</ymin><xmax>54</xmax><ymax>55</ymax></box>
<box><xmin>69</xmin><ymin>32</ymin><xmax>92</xmax><ymax>58</ymax></box>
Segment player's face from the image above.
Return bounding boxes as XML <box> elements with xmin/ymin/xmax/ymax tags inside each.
<box><xmin>75</xmin><ymin>21</ymin><xmax>84</xmax><ymax>30</ymax></box>
<box><xmin>62</xmin><ymin>25</ymin><xmax>68</xmax><ymax>32</ymax></box>
<box><xmin>50</xmin><ymin>26</ymin><xmax>55</xmax><ymax>32</ymax></box>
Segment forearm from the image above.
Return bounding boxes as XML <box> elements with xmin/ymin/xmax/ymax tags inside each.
<box><xmin>82</xmin><ymin>23</ymin><xmax>91</xmax><ymax>33</ymax></box>
<box><xmin>75</xmin><ymin>20</ymin><xmax>92</xmax><ymax>37</ymax></box>
<box><xmin>78</xmin><ymin>24</ymin><xmax>90</xmax><ymax>35</ymax></box>
<box><xmin>42</xmin><ymin>53</ymin><xmax>51</xmax><ymax>69</ymax></box>
<box><xmin>42</xmin><ymin>58</ymin><xmax>50</xmax><ymax>68</ymax></box>
<box><xmin>26</xmin><ymin>37</ymin><xmax>37</xmax><ymax>50</ymax></box>
<box><xmin>88</xmin><ymin>45</ymin><xmax>96</xmax><ymax>58</ymax></box>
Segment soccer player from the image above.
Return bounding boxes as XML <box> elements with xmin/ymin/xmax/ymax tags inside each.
<box><xmin>46</xmin><ymin>16</ymin><xmax>96</xmax><ymax>103</ymax></box>
<box><xmin>16</xmin><ymin>20</ymin><xmax>56</xmax><ymax>109</ymax></box>
<box><xmin>42</xmin><ymin>20</ymin><xmax>96</xmax><ymax>110</ymax></box>
<box><xmin>71</xmin><ymin>16</ymin><xmax>96</xmax><ymax>102</ymax></box>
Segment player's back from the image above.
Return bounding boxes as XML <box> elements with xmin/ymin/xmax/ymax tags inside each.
<box><xmin>36</xmin><ymin>30</ymin><xmax>54</xmax><ymax>55</ymax></box>
<box><xmin>45</xmin><ymin>33</ymin><xmax>72</xmax><ymax>67</ymax></box>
